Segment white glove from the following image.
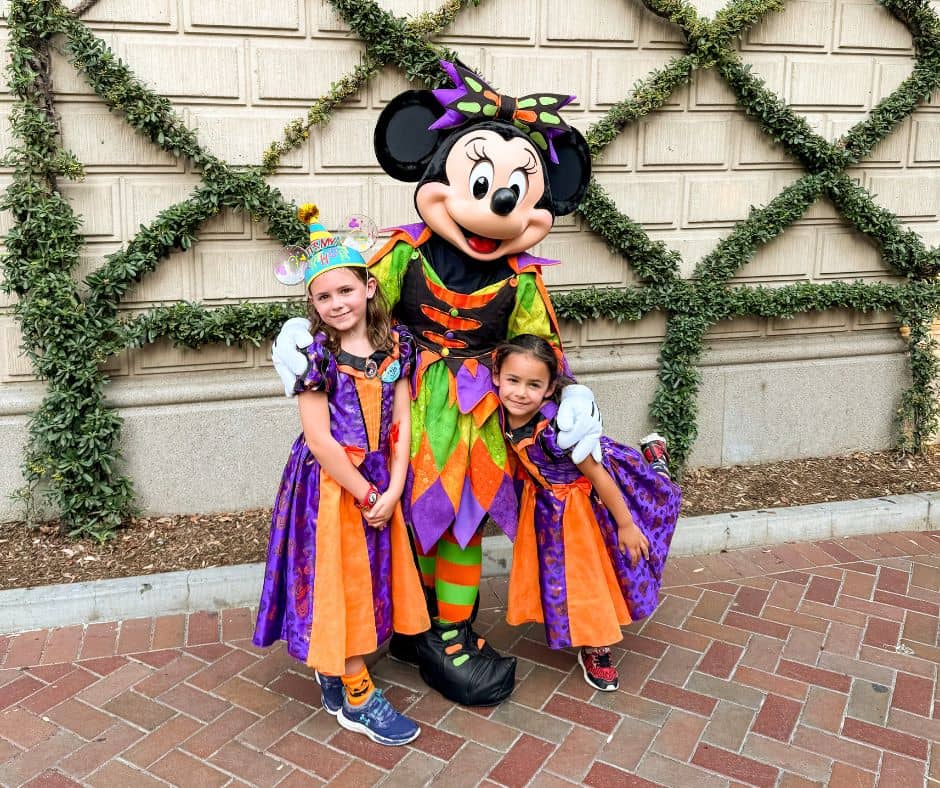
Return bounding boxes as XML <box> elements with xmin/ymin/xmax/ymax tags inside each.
<box><xmin>555</xmin><ymin>384</ymin><xmax>603</xmax><ymax>464</ymax></box>
<box><xmin>273</xmin><ymin>317</ymin><xmax>314</xmax><ymax>397</ymax></box>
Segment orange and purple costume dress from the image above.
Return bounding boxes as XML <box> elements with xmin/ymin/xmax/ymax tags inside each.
<box><xmin>253</xmin><ymin>328</ymin><xmax>429</xmax><ymax>676</ymax></box>
<box><xmin>505</xmin><ymin>402</ymin><xmax>682</xmax><ymax>648</ymax></box>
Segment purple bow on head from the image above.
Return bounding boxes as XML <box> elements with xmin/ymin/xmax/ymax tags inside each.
<box><xmin>430</xmin><ymin>61</ymin><xmax>575</xmax><ymax>165</ymax></box>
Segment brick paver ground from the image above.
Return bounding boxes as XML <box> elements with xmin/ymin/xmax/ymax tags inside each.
<box><xmin>0</xmin><ymin>530</ymin><xmax>938</xmax><ymax>787</ymax></box>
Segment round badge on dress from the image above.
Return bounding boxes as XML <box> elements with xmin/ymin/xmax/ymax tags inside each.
<box><xmin>381</xmin><ymin>359</ymin><xmax>401</xmax><ymax>383</ymax></box>
<box><xmin>364</xmin><ymin>358</ymin><xmax>379</xmax><ymax>378</ymax></box>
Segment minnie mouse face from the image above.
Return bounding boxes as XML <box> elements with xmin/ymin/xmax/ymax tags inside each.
<box><xmin>415</xmin><ymin>128</ymin><xmax>554</xmax><ymax>261</ymax></box>
<box><xmin>374</xmin><ymin>70</ymin><xmax>591</xmax><ymax>263</ymax></box>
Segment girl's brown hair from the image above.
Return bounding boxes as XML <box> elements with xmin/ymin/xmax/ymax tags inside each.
<box><xmin>492</xmin><ymin>334</ymin><xmax>570</xmax><ymax>402</ymax></box>
<box><xmin>306</xmin><ymin>267</ymin><xmax>394</xmax><ymax>354</ymax></box>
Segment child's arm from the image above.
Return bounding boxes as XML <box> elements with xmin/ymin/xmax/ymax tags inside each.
<box><xmin>576</xmin><ymin>455</ymin><xmax>650</xmax><ymax>568</ymax></box>
<box><xmin>298</xmin><ymin>390</ymin><xmax>374</xmax><ymax>504</ymax></box>
<box><xmin>364</xmin><ymin>377</ymin><xmax>411</xmax><ymax>526</ymax></box>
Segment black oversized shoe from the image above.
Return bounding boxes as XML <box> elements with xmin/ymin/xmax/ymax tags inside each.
<box><xmin>387</xmin><ymin>632</ymin><xmax>421</xmax><ymax>667</ymax></box>
<box><xmin>415</xmin><ymin>619</ymin><xmax>516</xmax><ymax>706</ymax></box>
<box><xmin>466</xmin><ymin>591</ymin><xmax>502</xmax><ymax>657</ymax></box>
<box><xmin>471</xmin><ymin>628</ymin><xmax>501</xmax><ymax>659</ymax></box>
<box><xmin>387</xmin><ymin>585</ymin><xmax>438</xmax><ymax>667</ymax></box>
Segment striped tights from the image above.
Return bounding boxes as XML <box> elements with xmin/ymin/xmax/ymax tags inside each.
<box><xmin>415</xmin><ymin>530</ymin><xmax>482</xmax><ymax>623</ymax></box>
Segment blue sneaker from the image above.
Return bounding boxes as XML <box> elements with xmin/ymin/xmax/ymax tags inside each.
<box><xmin>337</xmin><ymin>688</ymin><xmax>420</xmax><ymax>746</ymax></box>
<box><xmin>315</xmin><ymin>671</ymin><xmax>344</xmax><ymax>716</ymax></box>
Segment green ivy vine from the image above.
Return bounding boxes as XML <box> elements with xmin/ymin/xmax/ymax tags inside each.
<box><xmin>2</xmin><ymin>0</ymin><xmax>939</xmax><ymax>539</ymax></box>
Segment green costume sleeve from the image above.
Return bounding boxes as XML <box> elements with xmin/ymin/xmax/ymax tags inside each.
<box><xmin>508</xmin><ymin>272</ymin><xmax>561</xmax><ymax>348</ymax></box>
<box><xmin>369</xmin><ymin>240</ymin><xmax>415</xmax><ymax>309</ymax></box>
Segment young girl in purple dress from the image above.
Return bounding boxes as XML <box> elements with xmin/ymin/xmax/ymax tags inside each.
<box><xmin>493</xmin><ymin>334</ymin><xmax>681</xmax><ymax>692</ymax></box>
<box><xmin>253</xmin><ymin>206</ymin><xmax>429</xmax><ymax>746</ymax></box>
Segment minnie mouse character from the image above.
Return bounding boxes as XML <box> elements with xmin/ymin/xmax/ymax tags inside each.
<box><xmin>273</xmin><ymin>61</ymin><xmax>602</xmax><ymax>706</ymax></box>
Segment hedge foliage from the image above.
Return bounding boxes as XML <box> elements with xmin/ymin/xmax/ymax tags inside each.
<box><xmin>3</xmin><ymin>0</ymin><xmax>940</xmax><ymax>537</ymax></box>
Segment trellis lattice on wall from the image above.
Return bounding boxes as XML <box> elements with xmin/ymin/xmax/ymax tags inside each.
<box><xmin>3</xmin><ymin>0</ymin><xmax>940</xmax><ymax>538</ymax></box>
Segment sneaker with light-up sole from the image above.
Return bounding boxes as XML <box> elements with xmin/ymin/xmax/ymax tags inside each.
<box><xmin>640</xmin><ymin>433</ymin><xmax>671</xmax><ymax>479</ymax></box>
<box><xmin>578</xmin><ymin>647</ymin><xmax>619</xmax><ymax>692</ymax></box>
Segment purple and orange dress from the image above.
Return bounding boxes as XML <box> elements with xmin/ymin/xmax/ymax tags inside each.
<box><xmin>505</xmin><ymin>402</ymin><xmax>682</xmax><ymax>649</ymax></box>
<box><xmin>253</xmin><ymin>329</ymin><xmax>429</xmax><ymax>676</ymax></box>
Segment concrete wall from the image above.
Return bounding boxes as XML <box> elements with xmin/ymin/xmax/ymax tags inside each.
<box><xmin>0</xmin><ymin>0</ymin><xmax>938</xmax><ymax>520</ymax></box>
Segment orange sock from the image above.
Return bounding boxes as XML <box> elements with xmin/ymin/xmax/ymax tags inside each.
<box><xmin>341</xmin><ymin>665</ymin><xmax>374</xmax><ymax>706</ymax></box>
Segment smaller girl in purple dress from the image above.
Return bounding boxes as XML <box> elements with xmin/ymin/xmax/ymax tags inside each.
<box><xmin>493</xmin><ymin>335</ymin><xmax>681</xmax><ymax>692</ymax></box>
<box><xmin>253</xmin><ymin>206</ymin><xmax>429</xmax><ymax>746</ymax></box>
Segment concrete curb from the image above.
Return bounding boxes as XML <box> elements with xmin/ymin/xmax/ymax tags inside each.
<box><xmin>2</xmin><ymin>492</ymin><xmax>938</xmax><ymax>634</ymax></box>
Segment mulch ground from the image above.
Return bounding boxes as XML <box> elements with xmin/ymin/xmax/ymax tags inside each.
<box><xmin>2</xmin><ymin>446</ymin><xmax>939</xmax><ymax>592</ymax></box>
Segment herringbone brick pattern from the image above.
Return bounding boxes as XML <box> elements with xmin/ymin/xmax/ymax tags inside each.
<box><xmin>0</xmin><ymin>531</ymin><xmax>937</xmax><ymax>786</ymax></box>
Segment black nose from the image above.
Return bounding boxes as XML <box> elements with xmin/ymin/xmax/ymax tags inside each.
<box><xmin>490</xmin><ymin>188</ymin><xmax>518</xmax><ymax>216</ymax></box>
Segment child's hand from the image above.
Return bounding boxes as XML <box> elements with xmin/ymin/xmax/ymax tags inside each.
<box><xmin>618</xmin><ymin>522</ymin><xmax>650</xmax><ymax>568</ymax></box>
<box><xmin>363</xmin><ymin>490</ymin><xmax>399</xmax><ymax>528</ymax></box>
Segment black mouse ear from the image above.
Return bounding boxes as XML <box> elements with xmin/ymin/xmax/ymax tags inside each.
<box><xmin>545</xmin><ymin>128</ymin><xmax>592</xmax><ymax>215</ymax></box>
<box><xmin>374</xmin><ymin>91</ymin><xmax>446</xmax><ymax>182</ymax></box>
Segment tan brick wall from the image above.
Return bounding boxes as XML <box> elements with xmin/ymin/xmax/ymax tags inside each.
<box><xmin>1</xmin><ymin>0</ymin><xmax>935</xmax><ymax>381</ymax></box>
<box><xmin>0</xmin><ymin>0</ymin><xmax>937</xmax><ymax>515</ymax></box>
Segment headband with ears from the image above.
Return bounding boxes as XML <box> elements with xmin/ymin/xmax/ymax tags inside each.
<box><xmin>373</xmin><ymin>89</ymin><xmax>592</xmax><ymax>217</ymax></box>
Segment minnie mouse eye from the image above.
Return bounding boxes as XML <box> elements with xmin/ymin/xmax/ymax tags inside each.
<box><xmin>508</xmin><ymin>169</ymin><xmax>528</xmax><ymax>201</ymax></box>
<box><xmin>469</xmin><ymin>160</ymin><xmax>494</xmax><ymax>200</ymax></box>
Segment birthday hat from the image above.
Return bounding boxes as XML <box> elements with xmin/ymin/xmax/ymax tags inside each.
<box><xmin>298</xmin><ymin>203</ymin><xmax>366</xmax><ymax>287</ymax></box>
